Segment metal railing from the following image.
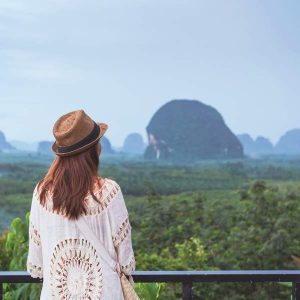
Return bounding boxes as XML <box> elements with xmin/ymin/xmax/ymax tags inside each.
<box><xmin>1</xmin><ymin>270</ymin><xmax>300</xmax><ymax>299</ymax></box>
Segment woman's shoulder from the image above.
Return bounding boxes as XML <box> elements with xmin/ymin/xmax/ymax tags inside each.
<box><xmin>85</xmin><ymin>177</ymin><xmax>121</xmax><ymax>215</ymax></box>
<box><xmin>93</xmin><ymin>176</ymin><xmax>120</xmax><ymax>193</ymax></box>
<box><xmin>32</xmin><ymin>181</ymin><xmax>44</xmax><ymax>204</ymax></box>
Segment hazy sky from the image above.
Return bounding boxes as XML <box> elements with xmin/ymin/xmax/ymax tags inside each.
<box><xmin>0</xmin><ymin>0</ymin><xmax>299</xmax><ymax>147</ymax></box>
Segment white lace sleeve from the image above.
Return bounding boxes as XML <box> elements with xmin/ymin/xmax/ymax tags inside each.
<box><xmin>26</xmin><ymin>184</ymin><xmax>43</xmax><ymax>279</ymax></box>
<box><xmin>108</xmin><ymin>182</ymin><xmax>136</xmax><ymax>276</ymax></box>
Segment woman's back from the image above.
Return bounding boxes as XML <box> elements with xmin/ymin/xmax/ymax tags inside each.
<box><xmin>27</xmin><ymin>176</ymin><xmax>136</xmax><ymax>300</ymax></box>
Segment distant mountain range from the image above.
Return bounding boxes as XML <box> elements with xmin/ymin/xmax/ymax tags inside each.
<box><xmin>237</xmin><ymin>134</ymin><xmax>274</xmax><ymax>156</ymax></box>
<box><xmin>1</xmin><ymin>100</ymin><xmax>300</xmax><ymax>159</ymax></box>
<box><xmin>9</xmin><ymin>140</ymin><xmax>39</xmax><ymax>152</ymax></box>
<box><xmin>237</xmin><ymin>129</ymin><xmax>300</xmax><ymax>156</ymax></box>
<box><xmin>3</xmin><ymin>131</ymin><xmax>146</xmax><ymax>156</ymax></box>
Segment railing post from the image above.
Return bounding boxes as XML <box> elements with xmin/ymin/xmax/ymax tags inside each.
<box><xmin>182</xmin><ymin>281</ymin><xmax>193</xmax><ymax>300</ymax></box>
<box><xmin>292</xmin><ymin>282</ymin><xmax>300</xmax><ymax>300</ymax></box>
<box><xmin>0</xmin><ymin>282</ymin><xmax>3</xmax><ymax>300</ymax></box>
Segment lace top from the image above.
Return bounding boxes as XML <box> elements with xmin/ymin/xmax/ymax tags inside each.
<box><xmin>26</xmin><ymin>177</ymin><xmax>136</xmax><ymax>300</ymax></box>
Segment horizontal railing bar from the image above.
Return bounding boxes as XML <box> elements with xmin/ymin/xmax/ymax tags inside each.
<box><xmin>0</xmin><ymin>271</ymin><xmax>42</xmax><ymax>283</ymax></box>
<box><xmin>1</xmin><ymin>270</ymin><xmax>300</xmax><ymax>283</ymax></box>
<box><xmin>133</xmin><ymin>270</ymin><xmax>300</xmax><ymax>283</ymax></box>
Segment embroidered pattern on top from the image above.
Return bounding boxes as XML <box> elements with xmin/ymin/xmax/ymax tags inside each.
<box><xmin>27</xmin><ymin>261</ymin><xmax>43</xmax><ymax>278</ymax></box>
<box><xmin>29</xmin><ymin>220</ymin><xmax>41</xmax><ymax>247</ymax></box>
<box><xmin>84</xmin><ymin>180</ymin><xmax>120</xmax><ymax>215</ymax></box>
<box><xmin>40</xmin><ymin>178</ymin><xmax>120</xmax><ymax>216</ymax></box>
<box><xmin>50</xmin><ymin>238</ymin><xmax>103</xmax><ymax>300</ymax></box>
<box><xmin>112</xmin><ymin>216</ymin><xmax>132</xmax><ymax>248</ymax></box>
<box><xmin>121</xmin><ymin>255</ymin><xmax>136</xmax><ymax>275</ymax></box>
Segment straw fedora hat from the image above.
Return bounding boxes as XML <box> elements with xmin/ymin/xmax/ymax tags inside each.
<box><xmin>52</xmin><ymin>109</ymin><xmax>108</xmax><ymax>157</ymax></box>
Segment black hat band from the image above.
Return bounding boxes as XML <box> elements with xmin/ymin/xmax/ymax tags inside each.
<box><xmin>57</xmin><ymin>122</ymin><xmax>100</xmax><ymax>154</ymax></box>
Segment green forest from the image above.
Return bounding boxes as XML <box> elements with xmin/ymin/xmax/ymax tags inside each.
<box><xmin>0</xmin><ymin>152</ymin><xmax>300</xmax><ymax>299</ymax></box>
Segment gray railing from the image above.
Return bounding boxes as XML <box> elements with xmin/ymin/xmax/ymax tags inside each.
<box><xmin>1</xmin><ymin>270</ymin><xmax>300</xmax><ymax>299</ymax></box>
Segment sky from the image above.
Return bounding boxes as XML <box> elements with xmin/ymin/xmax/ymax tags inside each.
<box><xmin>0</xmin><ymin>0</ymin><xmax>299</xmax><ymax>147</ymax></box>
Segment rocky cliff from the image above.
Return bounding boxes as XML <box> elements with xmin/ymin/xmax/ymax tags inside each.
<box><xmin>144</xmin><ymin>99</ymin><xmax>244</xmax><ymax>162</ymax></box>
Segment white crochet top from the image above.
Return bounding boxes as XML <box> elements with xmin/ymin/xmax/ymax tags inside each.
<box><xmin>26</xmin><ymin>177</ymin><xmax>136</xmax><ymax>300</ymax></box>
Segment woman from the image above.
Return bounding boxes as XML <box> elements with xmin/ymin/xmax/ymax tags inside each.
<box><xmin>26</xmin><ymin>109</ymin><xmax>136</xmax><ymax>299</ymax></box>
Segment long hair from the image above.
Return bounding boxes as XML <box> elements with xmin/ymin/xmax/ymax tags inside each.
<box><xmin>37</xmin><ymin>142</ymin><xmax>102</xmax><ymax>220</ymax></box>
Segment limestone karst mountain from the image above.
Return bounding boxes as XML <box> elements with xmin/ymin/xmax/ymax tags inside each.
<box><xmin>237</xmin><ymin>134</ymin><xmax>273</xmax><ymax>156</ymax></box>
<box><xmin>100</xmin><ymin>136</ymin><xmax>114</xmax><ymax>154</ymax></box>
<box><xmin>144</xmin><ymin>99</ymin><xmax>244</xmax><ymax>162</ymax></box>
<box><xmin>37</xmin><ymin>141</ymin><xmax>54</xmax><ymax>155</ymax></box>
<box><xmin>275</xmin><ymin>129</ymin><xmax>300</xmax><ymax>154</ymax></box>
<box><xmin>122</xmin><ymin>133</ymin><xmax>146</xmax><ymax>154</ymax></box>
<box><xmin>237</xmin><ymin>134</ymin><xmax>256</xmax><ymax>155</ymax></box>
<box><xmin>0</xmin><ymin>131</ymin><xmax>15</xmax><ymax>151</ymax></box>
<box><xmin>255</xmin><ymin>136</ymin><xmax>274</xmax><ymax>154</ymax></box>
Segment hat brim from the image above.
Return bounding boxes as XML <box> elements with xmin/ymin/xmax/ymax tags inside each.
<box><xmin>52</xmin><ymin>122</ymin><xmax>108</xmax><ymax>157</ymax></box>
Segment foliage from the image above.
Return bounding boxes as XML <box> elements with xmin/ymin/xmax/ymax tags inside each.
<box><xmin>135</xmin><ymin>282</ymin><xmax>164</xmax><ymax>300</ymax></box>
<box><xmin>136</xmin><ymin>237</ymin><xmax>212</xmax><ymax>299</ymax></box>
<box><xmin>0</xmin><ymin>230</ymin><xmax>9</xmax><ymax>270</ymax></box>
<box><xmin>4</xmin><ymin>213</ymin><xmax>42</xmax><ymax>300</ymax></box>
<box><xmin>136</xmin><ymin>237</ymin><xmax>208</xmax><ymax>270</ymax></box>
<box><xmin>129</xmin><ymin>180</ymin><xmax>300</xmax><ymax>299</ymax></box>
<box><xmin>200</xmin><ymin>180</ymin><xmax>300</xmax><ymax>299</ymax></box>
<box><xmin>1</xmin><ymin>154</ymin><xmax>300</xmax><ymax>299</ymax></box>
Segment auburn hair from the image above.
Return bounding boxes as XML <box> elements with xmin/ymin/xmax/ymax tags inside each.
<box><xmin>37</xmin><ymin>142</ymin><xmax>103</xmax><ymax>220</ymax></box>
